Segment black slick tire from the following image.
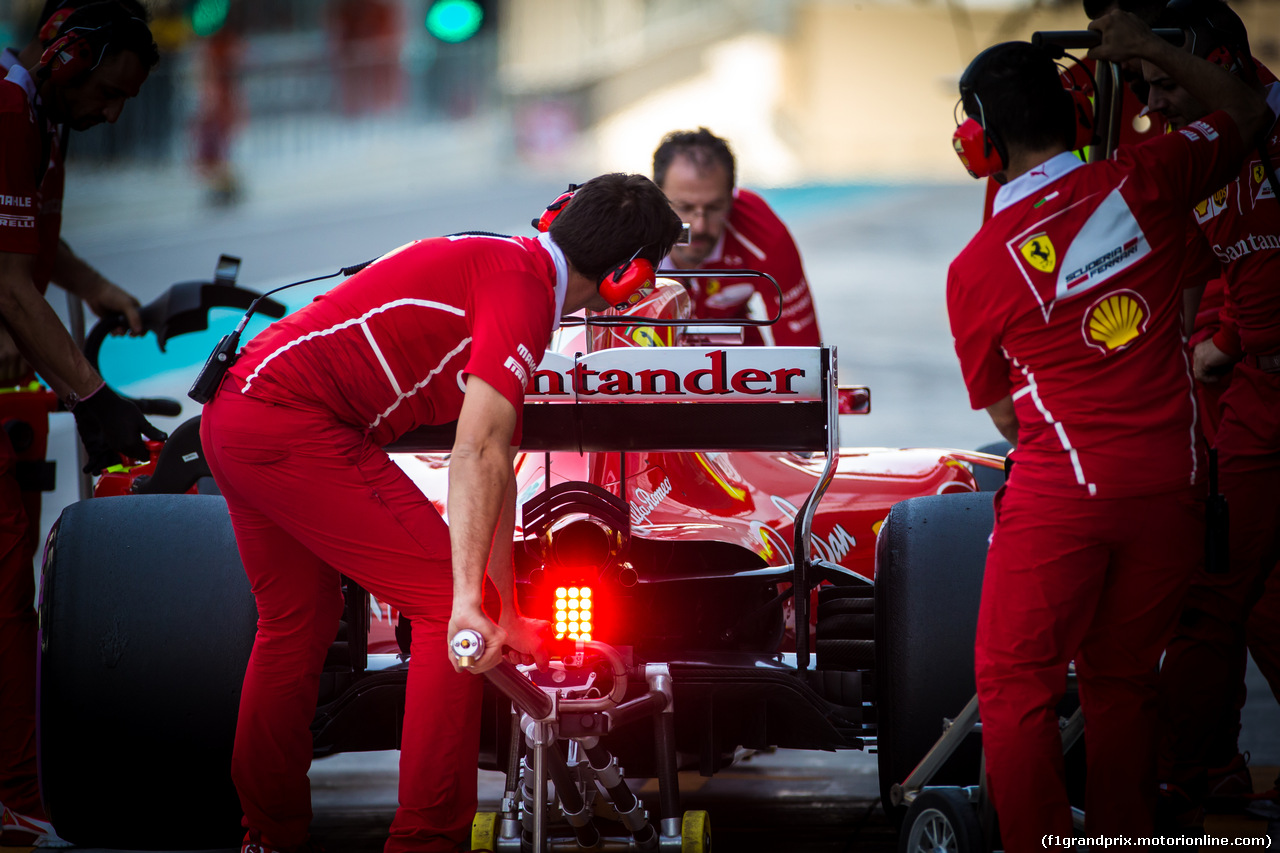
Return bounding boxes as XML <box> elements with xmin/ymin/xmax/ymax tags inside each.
<box><xmin>874</xmin><ymin>492</ymin><xmax>994</xmax><ymax>825</ymax></box>
<box><xmin>38</xmin><ymin>494</ymin><xmax>254</xmax><ymax>849</ymax></box>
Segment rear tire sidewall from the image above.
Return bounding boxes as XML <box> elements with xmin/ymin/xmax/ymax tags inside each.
<box><xmin>874</xmin><ymin>492</ymin><xmax>994</xmax><ymax>825</ymax></box>
<box><xmin>39</xmin><ymin>494</ymin><xmax>254</xmax><ymax>849</ymax></box>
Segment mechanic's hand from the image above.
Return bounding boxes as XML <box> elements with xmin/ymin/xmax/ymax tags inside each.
<box><xmin>447</xmin><ymin>605</ymin><xmax>508</xmax><ymax>674</ymax></box>
<box><xmin>83</xmin><ymin>278</ymin><xmax>143</xmax><ymax>336</ymax></box>
<box><xmin>1087</xmin><ymin>10</ymin><xmax>1158</xmax><ymax>66</ymax></box>
<box><xmin>0</xmin><ymin>327</ymin><xmax>28</xmax><ymax>387</ymax></box>
<box><xmin>499</xmin><ymin>613</ymin><xmax>552</xmax><ymax>671</ymax></box>
<box><xmin>72</xmin><ymin>384</ymin><xmax>168</xmax><ymax>474</ymax></box>
<box><xmin>1193</xmin><ymin>338</ymin><xmax>1234</xmax><ymax>384</ymax></box>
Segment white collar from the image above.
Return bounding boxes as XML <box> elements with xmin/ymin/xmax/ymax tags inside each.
<box><xmin>1266</xmin><ymin>81</ymin><xmax>1280</xmax><ymax>124</ymax></box>
<box><xmin>3</xmin><ymin>61</ymin><xmax>38</xmax><ymax>104</ymax></box>
<box><xmin>991</xmin><ymin>152</ymin><xmax>1084</xmax><ymax>217</ymax></box>
<box><xmin>1</xmin><ymin>48</ymin><xmax>21</xmax><ymax>73</ymax></box>
<box><xmin>537</xmin><ymin>231</ymin><xmax>568</xmax><ymax>331</ymax></box>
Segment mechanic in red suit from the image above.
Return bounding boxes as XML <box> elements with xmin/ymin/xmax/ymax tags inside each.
<box><xmin>1138</xmin><ymin>0</ymin><xmax>1280</xmax><ymax>823</ymax></box>
<box><xmin>199</xmin><ymin>173</ymin><xmax>682</xmax><ymax>853</ymax></box>
<box><xmin>945</xmin><ymin>16</ymin><xmax>1268</xmax><ymax>847</ymax></box>
<box><xmin>652</xmin><ymin>128</ymin><xmax>821</xmax><ymax>346</ymax></box>
<box><xmin>0</xmin><ymin>3</ymin><xmax>164</xmax><ymax>846</ymax></box>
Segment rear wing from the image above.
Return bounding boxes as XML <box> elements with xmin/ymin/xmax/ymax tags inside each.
<box><xmin>388</xmin><ymin>345</ymin><xmax>840</xmax><ymax>671</ymax></box>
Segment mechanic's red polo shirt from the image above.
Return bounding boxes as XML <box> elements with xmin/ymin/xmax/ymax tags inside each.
<box><xmin>665</xmin><ymin>188</ymin><xmax>821</xmax><ymax>346</ymax></box>
<box><xmin>229</xmin><ymin>232</ymin><xmax>564</xmax><ymax>446</ymax></box>
<box><xmin>948</xmin><ymin>112</ymin><xmax>1243</xmax><ymax>499</ymax></box>
<box><xmin>0</xmin><ymin>63</ymin><xmax>66</xmax><ymax>293</ymax></box>
<box><xmin>1199</xmin><ymin>81</ymin><xmax>1280</xmax><ymax>361</ymax></box>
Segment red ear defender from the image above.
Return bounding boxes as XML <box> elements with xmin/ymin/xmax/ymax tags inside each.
<box><xmin>39</xmin><ymin>33</ymin><xmax>94</xmax><ymax>84</ymax></box>
<box><xmin>598</xmin><ymin>257</ymin><xmax>655</xmax><ymax>309</ymax></box>
<box><xmin>952</xmin><ymin>117</ymin><xmax>1003</xmax><ymax>179</ymax></box>
<box><xmin>533</xmin><ymin>187</ymin><xmax>578</xmax><ymax>232</ymax></box>
<box><xmin>39</xmin><ymin>7</ymin><xmax>75</xmax><ymax>45</ymax></box>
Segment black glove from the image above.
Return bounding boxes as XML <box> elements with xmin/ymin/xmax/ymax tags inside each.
<box><xmin>72</xmin><ymin>384</ymin><xmax>168</xmax><ymax>475</ymax></box>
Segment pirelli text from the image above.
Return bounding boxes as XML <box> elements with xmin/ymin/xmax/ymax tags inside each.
<box><xmin>1043</xmin><ymin>834</ymin><xmax>1271</xmax><ymax>848</ymax></box>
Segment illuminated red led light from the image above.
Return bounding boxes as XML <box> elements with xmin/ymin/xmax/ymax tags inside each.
<box><xmin>553</xmin><ymin>585</ymin><xmax>593</xmax><ymax>642</ymax></box>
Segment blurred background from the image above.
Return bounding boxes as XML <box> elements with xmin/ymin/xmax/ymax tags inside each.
<box><xmin>3</xmin><ymin>0</ymin><xmax>1278</xmax><ymax>198</ymax></box>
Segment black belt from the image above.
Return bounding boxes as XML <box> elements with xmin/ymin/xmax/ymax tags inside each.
<box><xmin>1249</xmin><ymin>352</ymin><xmax>1280</xmax><ymax>373</ymax></box>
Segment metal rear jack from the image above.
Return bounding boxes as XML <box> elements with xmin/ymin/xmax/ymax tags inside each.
<box><xmin>455</xmin><ymin>634</ymin><xmax>711</xmax><ymax>852</ymax></box>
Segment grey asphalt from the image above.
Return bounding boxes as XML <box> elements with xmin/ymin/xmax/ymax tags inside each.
<box><xmin>29</xmin><ymin>116</ymin><xmax>1280</xmax><ymax>851</ymax></box>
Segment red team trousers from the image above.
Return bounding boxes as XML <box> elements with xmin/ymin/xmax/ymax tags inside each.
<box><xmin>976</xmin><ymin>481</ymin><xmax>1201</xmax><ymax>850</ymax></box>
<box><xmin>201</xmin><ymin>386</ymin><xmax>482</xmax><ymax>853</ymax></box>
<box><xmin>1161</xmin><ymin>365</ymin><xmax>1280</xmax><ymax>790</ymax></box>
<box><xmin>0</xmin><ymin>431</ymin><xmax>40</xmax><ymax>818</ymax></box>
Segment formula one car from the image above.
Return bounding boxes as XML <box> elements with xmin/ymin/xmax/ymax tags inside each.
<box><xmin>36</xmin><ymin>263</ymin><xmax>1003</xmax><ymax>850</ymax></box>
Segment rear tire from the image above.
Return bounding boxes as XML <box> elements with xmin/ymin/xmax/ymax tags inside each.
<box><xmin>874</xmin><ymin>493</ymin><xmax>994</xmax><ymax>825</ymax></box>
<box><xmin>39</xmin><ymin>494</ymin><xmax>254</xmax><ymax>849</ymax></box>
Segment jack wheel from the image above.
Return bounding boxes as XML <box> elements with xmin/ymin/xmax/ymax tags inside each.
<box><xmin>471</xmin><ymin>811</ymin><xmax>499</xmax><ymax>851</ymax></box>
<box><xmin>899</xmin><ymin>789</ymin><xmax>982</xmax><ymax>853</ymax></box>
<box><xmin>681</xmin><ymin>809</ymin><xmax>711</xmax><ymax>852</ymax></box>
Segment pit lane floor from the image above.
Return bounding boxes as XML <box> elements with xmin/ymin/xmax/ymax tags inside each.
<box><xmin>10</xmin><ymin>751</ymin><xmax>1277</xmax><ymax>852</ymax></box>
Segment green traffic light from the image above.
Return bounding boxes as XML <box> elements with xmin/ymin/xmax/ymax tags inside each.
<box><xmin>426</xmin><ymin>0</ymin><xmax>484</xmax><ymax>43</ymax></box>
<box><xmin>190</xmin><ymin>0</ymin><xmax>229</xmax><ymax>37</ymax></box>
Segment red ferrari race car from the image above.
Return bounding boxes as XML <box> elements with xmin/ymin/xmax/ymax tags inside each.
<box><xmin>36</xmin><ymin>261</ymin><xmax>1005</xmax><ymax>851</ymax></box>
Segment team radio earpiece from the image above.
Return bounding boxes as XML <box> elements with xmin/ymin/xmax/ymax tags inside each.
<box><xmin>533</xmin><ymin>187</ymin><xmax>656</xmax><ymax>309</ymax></box>
<box><xmin>38</xmin><ymin>9</ymin><xmax>146</xmax><ymax>86</ymax></box>
<box><xmin>952</xmin><ymin>95</ymin><xmax>1005</xmax><ymax>180</ymax></box>
<box><xmin>39</xmin><ymin>28</ymin><xmax>97</xmax><ymax>84</ymax></box>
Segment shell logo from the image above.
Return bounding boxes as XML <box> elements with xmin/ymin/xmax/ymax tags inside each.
<box><xmin>1019</xmin><ymin>233</ymin><xmax>1056</xmax><ymax>273</ymax></box>
<box><xmin>1082</xmin><ymin>290</ymin><xmax>1150</xmax><ymax>354</ymax></box>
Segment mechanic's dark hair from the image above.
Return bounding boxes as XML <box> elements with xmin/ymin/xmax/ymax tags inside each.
<box><xmin>1156</xmin><ymin>0</ymin><xmax>1255</xmax><ymax>83</ymax></box>
<box><xmin>1082</xmin><ymin>0</ymin><xmax>1165</xmax><ymax>23</ymax></box>
<box><xmin>653</xmin><ymin>128</ymin><xmax>736</xmax><ymax>190</ymax></box>
<box><xmin>961</xmin><ymin>42</ymin><xmax>1076</xmax><ymax>162</ymax></box>
<box><xmin>50</xmin><ymin>1</ymin><xmax>159</xmax><ymax>71</ymax></box>
<box><xmin>550</xmin><ymin>173</ymin><xmax>683</xmax><ymax>282</ymax></box>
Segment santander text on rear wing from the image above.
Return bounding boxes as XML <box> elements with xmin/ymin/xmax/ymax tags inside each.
<box><xmin>389</xmin><ymin>346</ymin><xmax>833</xmax><ymax>454</ymax></box>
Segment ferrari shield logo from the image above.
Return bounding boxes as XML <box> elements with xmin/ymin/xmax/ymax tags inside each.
<box><xmin>1254</xmin><ymin>162</ymin><xmax>1275</xmax><ymax>204</ymax></box>
<box><xmin>1019</xmin><ymin>233</ymin><xmax>1056</xmax><ymax>273</ymax></box>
